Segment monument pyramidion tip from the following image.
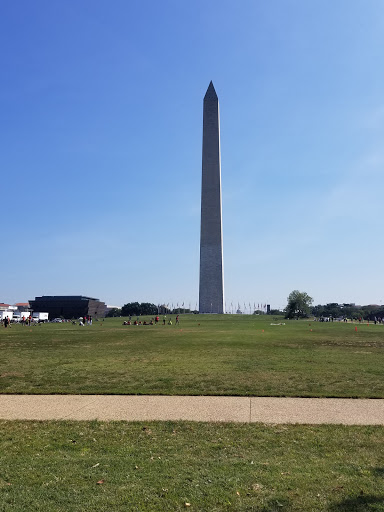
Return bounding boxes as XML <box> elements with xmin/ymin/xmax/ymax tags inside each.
<box><xmin>204</xmin><ymin>81</ymin><xmax>218</xmax><ymax>100</ymax></box>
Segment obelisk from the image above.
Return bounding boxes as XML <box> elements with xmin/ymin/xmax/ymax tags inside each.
<box><xmin>199</xmin><ymin>81</ymin><xmax>224</xmax><ymax>314</ymax></box>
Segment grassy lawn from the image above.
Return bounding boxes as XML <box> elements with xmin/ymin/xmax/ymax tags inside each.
<box><xmin>1</xmin><ymin>420</ymin><xmax>384</xmax><ymax>511</ymax></box>
<box><xmin>0</xmin><ymin>315</ymin><xmax>383</xmax><ymax>397</ymax></box>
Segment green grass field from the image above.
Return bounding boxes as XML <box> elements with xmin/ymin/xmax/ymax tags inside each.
<box><xmin>1</xmin><ymin>315</ymin><xmax>383</xmax><ymax>397</ymax></box>
<box><xmin>1</xmin><ymin>420</ymin><xmax>384</xmax><ymax>511</ymax></box>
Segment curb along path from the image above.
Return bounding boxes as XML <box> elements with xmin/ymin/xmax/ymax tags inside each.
<box><xmin>1</xmin><ymin>395</ymin><xmax>384</xmax><ymax>424</ymax></box>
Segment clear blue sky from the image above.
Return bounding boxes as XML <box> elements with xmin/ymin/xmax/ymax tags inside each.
<box><xmin>1</xmin><ymin>0</ymin><xmax>384</xmax><ymax>310</ymax></box>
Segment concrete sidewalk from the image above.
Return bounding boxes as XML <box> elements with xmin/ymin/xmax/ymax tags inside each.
<box><xmin>1</xmin><ymin>395</ymin><xmax>384</xmax><ymax>424</ymax></box>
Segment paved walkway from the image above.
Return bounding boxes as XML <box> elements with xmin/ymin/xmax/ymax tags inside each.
<box><xmin>1</xmin><ymin>395</ymin><xmax>384</xmax><ymax>424</ymax></box>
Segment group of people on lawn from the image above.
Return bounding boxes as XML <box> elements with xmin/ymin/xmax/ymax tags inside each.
<box><xmin>123</xmin><ymin>315</ymin><xmax>180</xmax><ymax>326</ymax></box>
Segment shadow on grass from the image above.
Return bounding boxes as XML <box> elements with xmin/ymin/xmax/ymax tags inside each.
<box><xmin>329</xmin><ymin>494</ymin><xmax>384</xmax><ymax>511</ymax></box>
<box><xmin>372</xmin><ymin>467</ymin><xmax>384</xmax><ymax>478</ymax></box>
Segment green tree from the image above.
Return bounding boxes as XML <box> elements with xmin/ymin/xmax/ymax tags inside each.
<box><xmin>106</xmin><ymin>308</ymin><xmax>121</xmax><ymax>318</ymax></box>
<box><xmin>285</xmin><ymin>290</ymin><xmax>313</xmax><ymax>319</ymax></box>
<box><xmin>312</xmin><ymin>304</ymin><xmax>325</xmax><ymax>317</ymax></box>
<box><xmin>121</xmin><ymin>302</ymin><xmax>158</xmax><ymax>316</ymax></box>
<box><xmin>140</xmin><ymin>303</ymin><xmax>158</xmax><ymax>315</ymax></box>
<box><xmin>121</xmin><ymin>302</ymin><xmax>141</xmax><ymax>316</ymax></box>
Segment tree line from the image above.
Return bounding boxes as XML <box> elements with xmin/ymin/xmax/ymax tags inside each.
<box><xmin>106</xmin><ymin>302</ymin><xmax>197</xmax><ymax>317</ymax></box>
<box><xmin>106</xmin><ymin>294</ymin><xmax>383</xmax><ymax>321</ymax></box>
<box><xmin>285</xmin><ymin>290</ymin><xmax>383</xmax><ymax>320</ymax></box>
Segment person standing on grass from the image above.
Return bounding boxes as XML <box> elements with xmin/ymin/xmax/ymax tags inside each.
<box><xmin>176</xmin><ymin>315</ymin><xmax>179</xmax><ymax>325</ymax></box>
<box><xmin>163</xmin><ymin>315</ymin><xmax>166</xmax><ymax>325</ymax></box>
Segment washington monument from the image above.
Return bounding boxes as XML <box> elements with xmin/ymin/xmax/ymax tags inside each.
<box><xmin>199</xmin><ymin>81</ymin><xmax>224</xmax><ymax>314</ymax></box>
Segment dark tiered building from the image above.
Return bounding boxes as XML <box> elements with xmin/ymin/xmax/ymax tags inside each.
<box><xmin>29</xmin><ymin>296</ymin><xmax>106</xmax><ymax>319</ymax></box>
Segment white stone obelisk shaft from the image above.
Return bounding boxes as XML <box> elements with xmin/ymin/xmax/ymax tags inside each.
<box><xmin>199</xmin><ymin>82</ymin><xmax>224</xmax><ymax>314</ymax></box>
